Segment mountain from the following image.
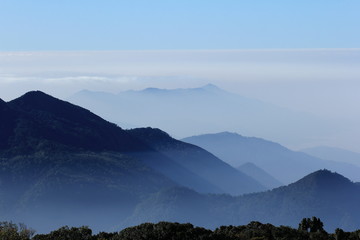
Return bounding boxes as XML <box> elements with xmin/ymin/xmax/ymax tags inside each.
<box><xmin>301</xmin><ymin>146</ymin><xmax>360</xmax><ymax>167</ymax></box>
<box><xmin>182</xmin><ymin>132</ymin><xmax>360</xmax><ymax>183</ymax></box>
<box><xmin>68</xmin><ymin>85</ymin><xmax>329</xmax><ymax>147</ymax></box>
<box><xmin>237</xmin><ymin>162</ymin><xmax>283</xmax><ymax>189</ymax></box>
<box><xmin>2</xmin><ymin>91</ymin><xmax>149</xmax><ymax>154</ymax></box>
<box><xmin>0</xmin><ymin>91</ymin><xmax>184</xmax><ymax>232</ymax></box>
<box><xmin>127</xmin><ymin>128</ymin><xmax>266</xmax><ymax>195</ymax></box>
<box><xmin>0</xmin><ymin>152</ymin><xmax>177</xmax><ymax>233</ymax></box>
<box><xmin>0</xmin><ymin>91</ymin><xmax>267</xmax><ymax>232</ymax></box>
<box><xmin>3</xmin><ymin>91</ymin><xmax>230</xmax><ymax>195</ymax></box>
<box><xmin>125</xmin><ymin>170</ymin><xmax>360</xmax><ymax>232</ymax></box>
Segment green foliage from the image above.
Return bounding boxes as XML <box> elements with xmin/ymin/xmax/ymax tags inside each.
<box><xmin>0</xmin><ymin>219</ymin><xmax>356</xmax><ymax>240</ymax></box>
<box><xmin>115</xmin><ymin>222</ymin><xmax>213</xmax><ymax>240</ymax></box>
<box><xmin>299</xmin><ymin>217</ymin><xmax>325</xmax><ymax>233</ymax></box>
<box><xmin>32</xmin><ymin>226</ymin><xmax>92</xmax><ymax>240</ymax></box>
<box><xmin>0</xmin><ymin>222</ymin><xmax>35</xmax><ymax>240</ymax></box>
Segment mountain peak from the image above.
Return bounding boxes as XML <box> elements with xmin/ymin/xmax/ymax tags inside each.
<box><xmin>10</xmin><ymin>90</ymin><xmax>63</xmax><ymax>109</ymax></box>
<box><xmin>9</xmin><ymin>90</ymin><xmax>99</xmax><ymax>123</ymax></box>
<box><xmin>17</xmin><ymin>90</ymin><xmax>51</xmax><ymax>100</ymax></box>
<box><xmin>289</xmin><ymin>169</ymin><xmax>354</xmax><ymax>192</ymax></box>
<box><xmin>201</xmin><ymin>83</ymin><xmax>221</xmax><ymax>91</ymax></box>
<box><xmin>142</xmin><ymin>87</ymin><xmax>162</xmax><ymax>92</ymax></box>
<box><xmin>2</xmin><ymin>91</ymin><xmax>158</xmax><ymax>154</ymax></box>
<box><xmin>302</xmin><ymin>169</ymin><xmax>347</xmax><ymax>181</ymax></box>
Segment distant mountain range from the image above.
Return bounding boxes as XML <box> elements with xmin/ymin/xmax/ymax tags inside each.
<box><xmin>124</xmin><ymin>169</ymin><xmax>360</xmax><ymax>232</ymax></box>
<box><xmin>68</xmin><ymin>84</ymin><xmax>331</xmax><ymax>147</ymax></box>
<box><xmin>182</xmin><ymin>132</ymin><xmax>360</xmax><ymax>184</ymax></box>
<box><xmin>1</xmin><ymin>91</ymin><xmax>359</xmax><ymax>233</ymax></box>
<box><xmin>0</xmin><ymin>91</ymin><xmax>264</xmax><ymax>232</ymax></box>
<box><xmin>301</xmin><ymin>146</ymin><xmax>360</xmax><ymax>167</ymax></box>
<box><xmin>127</xmin><ymin>128</ymin><xmax>265</xmax><ymax>195</ymax></box>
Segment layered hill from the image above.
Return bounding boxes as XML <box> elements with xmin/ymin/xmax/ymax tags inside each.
<box><xmin>182</xmin><ymin>132</ymin><xmax>360</xmax><ymax>183</ymax></box>
<box><xmin>237</xmin><ymin>162</ymin><xmax>283</xmax><ymax>189</ymax></box>
<box><xmin>0</xmin><ymin>91</ymin><xmax>265</xmax><ymax>232</ymax></box>
<box><xmin>1</xmin><ymin>91</ymin><xmax>150</xmax><ymax>154</ymax></box>
<box><xmin>127</xmin><ymin>128</ymin><xmax>265</xmax><ymax>195</ymax></box>
<box><xmin>0</xmin><ymin>91</ymin><xmax>178</xmax><ymax>231</ymax></box>
<box><xmin>125</xmin><ymin>170</ymin><xmax>360</xmax><ymax>232</ymax></box>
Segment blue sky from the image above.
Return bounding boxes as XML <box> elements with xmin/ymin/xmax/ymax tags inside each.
<box><xmin>1</xmin><ymin>0</ymin><xmax>360</xmax><ymax>50</ymax></box>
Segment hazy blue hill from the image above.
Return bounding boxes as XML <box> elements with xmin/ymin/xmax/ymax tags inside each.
<box><xmin>2</xmin><ymin>91</ymin><xmax>223</xmax><ymax>195</ymax></box>
<box><xmin>301</xmin><ymin>146</ymin><xmax>360</xmax><ymax>167</ymax></box>
<box><xmin>0</xmin><ymin>91</ymin><xmax>227</xmax><ymax>231</ymax></box>
<box><xmin>237</xmin><ymin>162</ymin><xmax>283</xmax><ymax>189</ymax></box>
<box><xmin>125</xmin><ymin>170</ymin><xmax>360</xmax><ymax>232</ymax></box>
<box><xmin>0</xmin><ymin>152</ymin><xmax>176</xmax><ymax>232</ymax></box>
<box><xmin>182</xmin><ymin>132</ymin><xmax>360</xmax><ymax>183</ymax></box>
<box><xmin>3</xmin><ymin>91</ymin><xmax>360</xmax><ymax>233</ymax></box>
<box><xmin>127</xmin><ymin>127</ymin><xmax>266</xmax><ymax>195</ymax></box>
<box><xmin>250</xmin><ymin>170</ymin><xmax>360</xmax><ymax>231</ymax></box>
<box><xmin>68</xmin><ymin>84</ymin><xmax>328</xmax><ymax>146</ymax></box>
<box><xmin>0</xmin><ymin>92</ymin><xmax>182</xmax><ymax>231</ymax></box>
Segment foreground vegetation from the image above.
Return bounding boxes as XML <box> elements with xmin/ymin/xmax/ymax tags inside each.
<box><xmin>2</xmin><ymin>217</ymin><xmax>360</xmax><ymax>240</ymax></box>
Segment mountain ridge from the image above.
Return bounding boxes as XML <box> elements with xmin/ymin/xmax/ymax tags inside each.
<box><xmin>237</xmin><ymin>162</ymin><xmax>283</xmax><ymax>189</ymax></box>
<box><xmin>125</xmin><ymin>169</ymin><xmax>360</xmax><ymax>231</ymax></box>
<box><xmin>301</xmin><ymin>146</ymin><xmax>360</xmax><ymax>167</ymax></box>
<box><xmin>182</xmin><ymin>132</ymin><xmax>360</xmax><ymax>183</ymax></box>
<box><xmin>127</xmin><ymin>127</ymin><xmax>266</xmax><ymax>195</ymax></box>
<box><xmin>68</xmin><ymin>84</ymin><xmax>330</xmax><ymax>145</ymax></box>
<box><xmin>0</xmin><ymin>91</ymin><xmax>269</xmax><ymax>231</ymax></box>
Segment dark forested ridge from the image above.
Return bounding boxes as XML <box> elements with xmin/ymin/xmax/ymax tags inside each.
<box><xmin>125</xmin><ymin>170</ymin><xmax>360</xmax><ymax>232</ymax></box>
<box><xmin>1</xmin><ymin>91</ymin><xmax>150</xmax><ymax>154</ymax></box>
<box><xmin>3</xmin><ymin>220</ymin><xmax>360</xmax><ymax>240</ymax></box>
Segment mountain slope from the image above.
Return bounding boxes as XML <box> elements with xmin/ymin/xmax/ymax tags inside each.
<box><xmin>0</xmin><ymin>152</ymin><xmax>176</xmax><ymax>232</ymax></box>
<box><xmin>0</xmin><ymin>91</ymin><xmax>227</xmax><ymax>232</ymax></box>
<box><xmin>125</xmin><ymin>170</ymin><xmax>360</xmax><ymax>232</ymax></box>
<box><xmin>2</xmin><ymin>91</ymin><xmax>223</xmax><ymax>195</ymax></box>
<box><xmin>182</xmin><ymin>132</ymin><xmax>360</xmax><ymax>183</ymax></box>
<box><xmin>127</xmin><ymin>128</ymin><xmax>266</xmax><ymax>195</ymax></box>
<box><xmin>3</xmin><ymin>91</ymin><xmax>149</xmax><ymax>154</ymax></box>
<box><xmin>237</xmin><ymin>162</ymin><xmax>283</xmax><ymax>189</ymax></box>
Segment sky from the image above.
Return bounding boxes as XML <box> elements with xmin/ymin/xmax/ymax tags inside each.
<box><xmin>1</xmin><ymin>1</ymin><xmax>360</xmax><ymax>50</ymax></box>
<box><xmin>0</xmin><ymin>1</ymin><xmax>360</xmax><ymax>151</ymax></box>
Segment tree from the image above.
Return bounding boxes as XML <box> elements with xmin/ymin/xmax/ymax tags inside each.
<box><xmin>0</xmin><ymin>221</ymin><xmax>35</xmax><ymax>240</ymax></box>
<box><xmin>298</xmin><ymin>217</ymin><xmax>324</xmax><ymax>233</ymax></box>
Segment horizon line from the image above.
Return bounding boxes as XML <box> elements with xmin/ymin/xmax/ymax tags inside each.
<box><xmin>1</xmin><ymin>48</ymin><xmax>360</xmax><ymax>54</ymax></box>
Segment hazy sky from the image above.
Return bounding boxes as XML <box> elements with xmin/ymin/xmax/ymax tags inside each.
<box><xmin>1</xmin><ymin>1</ymin><xmax>360</xmax><ymax>50</ymax></box>
<box><xmin>1</xmin><ymin>49</ymin><xmax>359</xmax><ymax>118</ymax></box>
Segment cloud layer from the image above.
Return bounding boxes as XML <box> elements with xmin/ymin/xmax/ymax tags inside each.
<box><xmin>1</xmin><ymin>49</ymin><xmax>359</xmax><ymax>151</ymax></box>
